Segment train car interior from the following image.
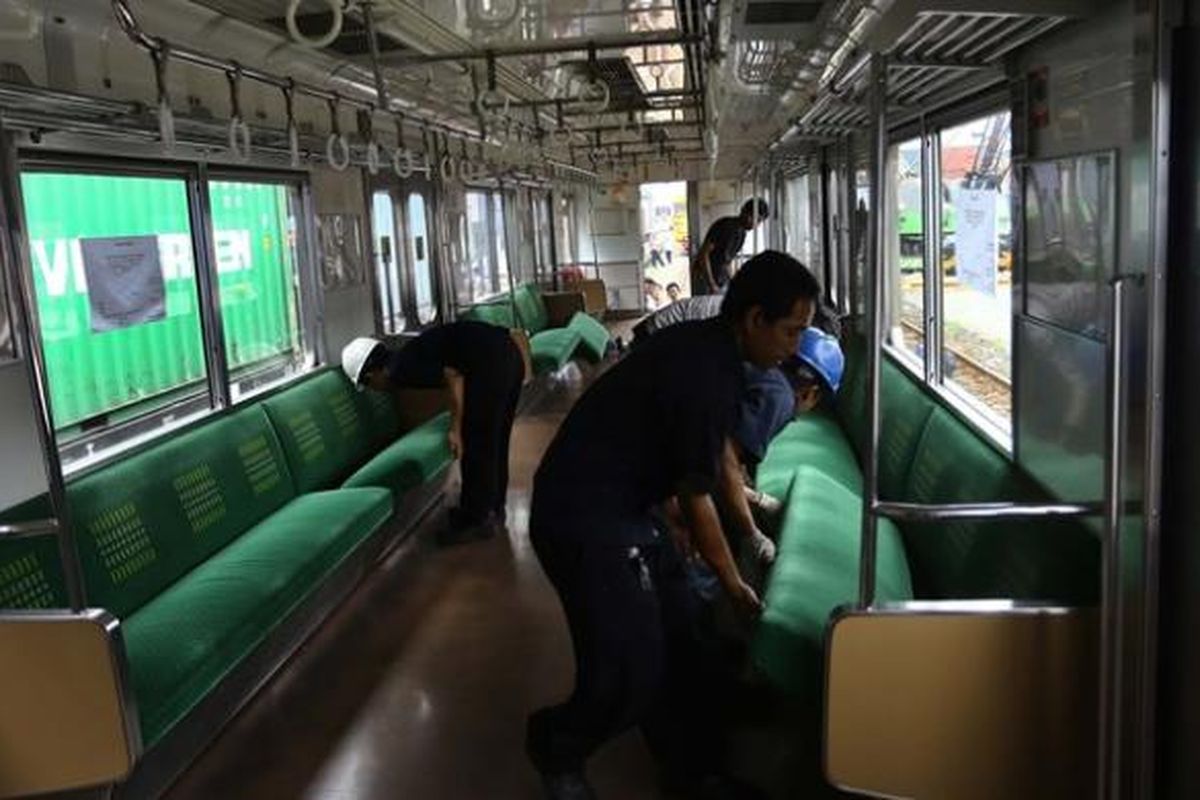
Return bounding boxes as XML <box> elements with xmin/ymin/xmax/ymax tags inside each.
<box><xmin>0</xmin><ymin>0</ymin><xmax>1196</xmax><ymax>798</ymax></box>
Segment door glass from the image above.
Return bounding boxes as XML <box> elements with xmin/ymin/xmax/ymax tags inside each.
<box><xmin>407</xmin><ymin>192</ymin><xmax>437</xmax><ymax>325</ymax></box>
<box><xmin>888</xmin><ymin>138</ymin><xmax>925</xmax><ymax>364</ymax></box>
<box><xmin>371</xmin><ymin>191</ymin><xmax>404</xmax><ymax>333</ymax></box>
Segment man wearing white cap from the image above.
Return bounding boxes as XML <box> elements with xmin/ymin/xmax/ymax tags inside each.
<box><xmin>342</xmin><ymin>320</ymin><xmax>525</xmax><ymax>542</ymax></box>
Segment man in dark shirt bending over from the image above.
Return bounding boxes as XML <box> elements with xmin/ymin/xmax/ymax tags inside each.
<box><xmin>527</xmin><ymin>251</ymin><xmax>820</xmax><ymax>799</ymax></box>
<box><xmin>690</xmin><ymin>198</ymin><xmax>769</xmax><ymax>295</ymax></box>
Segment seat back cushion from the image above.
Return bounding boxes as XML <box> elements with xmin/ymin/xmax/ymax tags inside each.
<box><xmin>752</xmin><ymin>467</ymin><xmax>913</xmax><ymax>697</ymax></box>
<box><xmin>460</xmin><ymin>301</ymin><xmax>517</xmax><ymax>329</ymax></box>
<box><xmin>260</xmin><ymin>370</ymin><xmax>374</xmax><ymax>494</ymax></box>
<box><xmin>756</xmin><ymin>411</ymin><xmax>861</xmax><ymax>501</ymax></box>
<box><xmin>567</xmin><ymin>311</ymin><xmax>610</xmax><ymax>362</ymax></box>
<box><xmin>514</xmin><ymin>283</ymin><xmax>550</xmax><ymax>334</ymax></box>
<box><xmin>877</xmin><ymin>358</ymin><xmax>936</xmax><ymax>499</ymax></box>
<box><xmin>356</xmin><ymin>386</ymin><xmax>402</xmax><ymax>449</ymax></box>
<box><xmin>0</xmin><ymin>536</ymin><xmax>69</xmax><ymax>609</ymax></box>
<box><xmin>836</xmin><ymin>336</ymin><xmax>868</xmax><ymax>455</ymax></box>
<box><xmin>69</xmin><ymin>405</ymin><xmax>296</xmax><ymax>618</ymax></box>
<box><xmin>902</xmin><ymin>409</ymin><xmax>1099</xmax><ymax>603</ymax></box>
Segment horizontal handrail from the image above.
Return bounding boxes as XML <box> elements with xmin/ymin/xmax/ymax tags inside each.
<box><xmin>0</xmin><ymin>518</ymin><xmax>60</xmax><ymax>539</ymax></box>
<box><xmin>873</xmin><ymin>501</ymin><xmax>1102</xmax><ymax>523</ymax></box>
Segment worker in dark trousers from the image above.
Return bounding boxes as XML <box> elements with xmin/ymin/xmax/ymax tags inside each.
<box><xmin>342</xmin><ymin>320</ymin><xmax>525</xmax><ymax>542</ymax></box>
<box><xmin>526</xmin><ymin>251</ymin><xmax>821</xmax><ymax>800</ymax></box>
<box><xmin>690</xmin><ymin>198</ymin><xmax>769</xmax><ymax>295</ymax></box>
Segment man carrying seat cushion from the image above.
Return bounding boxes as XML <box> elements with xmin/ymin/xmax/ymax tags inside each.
<box><xmin>526</xmin><ymin>251</ymin><xmax>820</xmax><ymax>800</ymax></box>
<box><xmin>342</xmin><ymin>320</ymin><xmax>525</xmax><ymax>543</ymax></box>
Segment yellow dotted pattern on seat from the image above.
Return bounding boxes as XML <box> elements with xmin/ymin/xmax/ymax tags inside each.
<box><xmin>88</xmin><ymin>502</ymin><xmax>157</xmax><ymax>586</ymax></box>
<box><xmin>238</xmin><ymin>435</ymin><xmax>282</xmax><ymax>496</ymax></box>
<box><xmin>173</xmin><ymin>464</ymin><xmax>226</xmax><ymax>536</ymax></box>
<box><xmin>289</xmin><ymin>410</ymin><xmax>326</xmax><ymax>464</ymax></box>
<box><xmin>327</xmin><ymin>389</ymin><xmax>360</xmax><ymax>440</ymax></box>
<box><xmin>0</xmin><ymin>553</ymin><xmax>57</xmax><ymax>609</ymax></box>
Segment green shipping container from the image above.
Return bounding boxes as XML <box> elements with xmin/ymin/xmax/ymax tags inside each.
<box><xmin>21</xmin><ymin>172</ymin><xmax>301</xmax><ymax>431</ymax></box>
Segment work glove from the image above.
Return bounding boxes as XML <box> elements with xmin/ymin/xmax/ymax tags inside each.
<box><xmin>749</xmin><ymin>528</ymin><xmax>776</xmax><ymax>565</ymax></box>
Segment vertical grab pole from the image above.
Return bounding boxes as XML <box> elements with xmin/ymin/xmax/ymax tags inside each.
<box><xmin>1098</xmin><ymin>275</ymin><xmax>1131</xmax><ymax>799</ymax></box>
<box><xmin>858</xmin><ymin>52</ymin><xmax>887</xmax><ymax>609</ymax></box>
<box><xmin>0</xmin><ymin>123</ymin><xmax>86</xmax><ymax>611</ymax></box>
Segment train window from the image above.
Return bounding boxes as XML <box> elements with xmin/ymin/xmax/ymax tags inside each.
<box><xmin>371</xmin><ymin>190</ymin><xmax>406</xmax><ymax>334</ymax></box>
<box><xmin>20</xmin><ymin>170</ymin><xmax>211</xmax><ymax>457</ymax></box>
<box><xmin>887</xmin><ymin>138</ymin><xmax>925</xmax><ymax>365</ymax></box>
<box><xmin>937</xmin><ymin>111</ymin><xmax>1013</xmax><ymax>428</ymax></box>
<box><xmin>208</xmin><ymin>180</ymin><xmax>309</xmax><ymax>400</ymax></box>
<box><xmin>406</xmin><ymin>192</ymin><xmax>437</xmax><ymax>325</ymax></box>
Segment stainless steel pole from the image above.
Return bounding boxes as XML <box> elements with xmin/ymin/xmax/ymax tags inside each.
<box><xmin>1099</xmin><ymin>275</ymin><xmax>1132</xmax><ymax>799</ymax></box>
<box><xmin>858</xmin><ymin>52</ymin><xmax>888</xmax><ymax>609</ymax></box>
<box><xmin>0</xmin><ymin>122</ymin><xmax>86</xmax><ymax>610</ymax></box>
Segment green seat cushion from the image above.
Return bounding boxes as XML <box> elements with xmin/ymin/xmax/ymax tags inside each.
<box><xmin>876</xmin><ymin>358</ymin><xmax>936</xmax><ymax>500</ymax></box>
<box><xmin>902</xmin><ymin>409</ymin><xmax>1099</xmax><ymax>603</ymax></box>
<box><xmin>260</xmin><ymin>370</ymin><xmax>374</xmax><ymax>494</ymax></box>
<box><xmin>567</xmin><ymin>311</ymin><xmax>610</xmax><ymax>362</ymax></box>
<box><xmin>752</xmin><ymin>467</ymin><xmax>913</xmax><ymax>697</ymax></box>
<box><xmin>0</xmin><ymin>535</ymin><xmax>68</xmax><ymax>609</ymax></box>
<box><xmin>756</xmin><ymin>411</ymin><xmax>861</xmax><ymax>500</ymax></box>
<box><xmin>835</xmin><ymin>337</ymin><xmax>868</xmax><ymax>456</ymax></box>
<box><xmin>530</xmin><ymin>328</ymin><xmax>583</xmax><ymax>373</ymax></box>
<box><xmin>513</xmin><ymin>284</ymin><xmax>551</xmax><ymax>334</ymax></box>
<box><xmin>355</xmin><ymin>386</ymin><xmax>402</xmax><ymax>450</ymax></box>
<box><xmin>460</xmin><ymin>301</ymin><xmax>517</xmax><ymax>329</ymax></box>
<box><xmin>123</xmin><ymin>487</ymin><xmax>391</xmax><ymax>746</ymax></box>
<box><xmin>343</xmin><ymin>412</ymin><xmax>453</xmax><ymax>495</ymax></box>
<box><xmin>69</xmin><ymin>405</ymin><xmax>296</xmax><ymax>618</ymax></box>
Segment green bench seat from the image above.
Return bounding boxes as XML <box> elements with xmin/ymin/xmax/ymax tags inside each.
<box><xmin>0</xmin><ymin>365</ymin><xmax>453</xmax><ymax>759</ymax></box>
<box><xmin>752</xmin><ymin>466</ymin><xmax>913</xmax><ymax>698</ymax></box>
<box><xmin>530</xmin><ymin>328</ymin><xmax>584</xmax><ymax>373</ymax></box>
<box><xmin>749</xmin><ymin>337</ymin><xmax>1100</xmax><ymax>702</ymax></box>
<box><xmin>124</xmin><ymin>487</ymin><xmax>390</xmax><ymax>745</ymax></box>
<box><xmin>344</xmin><ymin>412</ymin><xmax>454</xmax><ymax>495</ymax></box>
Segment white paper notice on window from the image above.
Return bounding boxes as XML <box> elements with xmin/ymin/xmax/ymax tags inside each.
<box><xmin>81</xmin><ymin>235</ymin><xmax>167</xmax><ymax>333</ymax></box>
<box><xmin>955</xmin><ymin>189</ymin><xmax>998</xmax><ymax>296</ymax></box>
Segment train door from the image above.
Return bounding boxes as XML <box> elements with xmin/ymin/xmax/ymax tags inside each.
<box><xmin>369</xmin><ymin>174</ymin><xmax>441</xmax><ymax>334</ymax></box>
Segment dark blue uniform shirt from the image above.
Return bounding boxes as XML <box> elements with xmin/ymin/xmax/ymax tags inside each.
<box><xmin>385</xmin><ymin>319</ymin><xmax>510</xmax><ymax>388</ymax></box>
<box><xmin>532</xmin><ymin>318</ymin><xmax>745</xmax><ymax>544</ymax></box>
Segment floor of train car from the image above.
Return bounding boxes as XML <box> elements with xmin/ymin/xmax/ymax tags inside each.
<box><xmin>164</xmin><ymin>367</ymin><xmax>665</xmax><ymax>800</ymax></box>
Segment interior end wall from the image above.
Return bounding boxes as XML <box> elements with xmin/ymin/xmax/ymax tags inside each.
<box><xmin>577</xmin><ymin>183</ymin><xmax>641</xmax><ymax>311</ymax></box>
<box><xmin>311</xmin><ymin>166</ymin><xmax>374</xmax><ymax>360</ymax></box>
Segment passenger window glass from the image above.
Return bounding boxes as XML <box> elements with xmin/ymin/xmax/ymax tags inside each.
<box><xmin>888</xmin><ymin>138</ymin><xmax>925</xmax><ymax>364</ymax></box>
<box><xmin>939</xmin><ymin>111</ymin><xmax>1013</xmax><ymax>428</ymax></box>
<box><xmin>371</xmin><ymin>190</ymin><xmax>405</xmax><ymax>334</ymax></box>
<box><xmin>406</xmin><ymin>192</ymin><xmax>437</xmax><ymax>325</ymax></box>
<box><xmin>19</xmin><ymin>171</ymin><xmax>209</xmax><ymax>443</ymax></box>
<box><xmin>208</xmin><ymin>180</ymin><xmax>308</xmax><ymax>399</ymax></box>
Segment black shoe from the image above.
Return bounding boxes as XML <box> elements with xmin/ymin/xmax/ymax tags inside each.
<box><xmin>538</xmin><ymin>770</ymin><xmax>597</xmax><ymax>800</ymax></box>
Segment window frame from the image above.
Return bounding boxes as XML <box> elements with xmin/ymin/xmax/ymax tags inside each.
<box><xmin>882</xmin><ymin>95</ymin><xmax>1015</xmax><ymax>452</ymax></box>
<box><xmin>15</xmin><ymin>154</ymin><xmax>320</xmax><ymax>474</ymax></box>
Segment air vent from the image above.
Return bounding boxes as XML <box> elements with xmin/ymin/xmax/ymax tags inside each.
<box><xmin>558</xmin><ymin>57</ymin><xmax>650</xmax><ymax>112</ymax></box>
<box><xmin>734</xmin><ymin>0</ymin><xmax>825</xmax><ymax>40</ymax></box>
